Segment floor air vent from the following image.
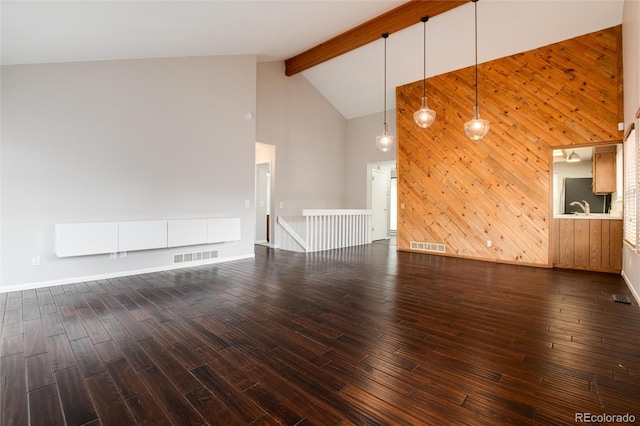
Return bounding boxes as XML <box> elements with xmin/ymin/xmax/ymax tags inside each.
<box><xmin>612</xmin><ymin>294</ymin><xmax>631</xmax><ymax>304</ymax></box>
<box><xmin>410</xmin><ymin>241</ymin><xmax>446</xmax><ymax>253</ymax></box>
<box><xmin>174</xmin><ymin>250</ymin><xmax>219</xmax><ymax>264</ymax></box>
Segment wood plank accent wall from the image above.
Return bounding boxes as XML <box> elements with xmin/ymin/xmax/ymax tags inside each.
<box><xmin>396</xmin><ymin>26</ymin><xmax>622</xmax><ymax>267</ymax></box>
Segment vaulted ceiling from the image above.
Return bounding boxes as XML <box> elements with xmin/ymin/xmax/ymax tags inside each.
<box><xmin>1</xmin><ymin>0</ymin><xmax>624</xmax><ymax>119</ymax></box>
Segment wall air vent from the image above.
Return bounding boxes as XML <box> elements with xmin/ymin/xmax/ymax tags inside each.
<box><xmin>173</xmin><ymin>250</ymin><xmax>219</xmax><ymax>264</ymax></box>
<box><xmin>410</xmin><ymin>241</ymin><xmax>446</xmax><ymax>253</ymax></box>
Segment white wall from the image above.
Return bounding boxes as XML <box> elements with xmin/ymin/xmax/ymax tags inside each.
<box><xmin>0</xmin><ymin>66</ymin><xmax>3</xmax><ymax>287</ymax></box>
<box><xmin>256</xmin><ymin>62</ymin><xmax>348</xmax><ymax>249</ymax></box>
<box><xmin>1</xmin><ymin>55</ymin><xmax>257</xmax><ymax>289</ymax></box>
<box><xmin>622</xmin><ymin>0</ymin><xmax>640</xmax><ymax>303</ymax></box>
<box><xmin>345</xmin><ymin>110</ymin><xmax>396</xmax><ymax>208</ymax></box>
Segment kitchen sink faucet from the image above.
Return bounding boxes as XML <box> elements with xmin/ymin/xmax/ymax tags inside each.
<box><xmin>570</xmin><ymin>200</ymin><xmax>590</xmax><ymax>215</ymax></box>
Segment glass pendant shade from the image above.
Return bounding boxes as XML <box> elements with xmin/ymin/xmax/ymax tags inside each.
<box><xmin>465</xmin><ymin>0</ymin><xmax>490</xmax><ymax>140</ymax></box>
<box><xmin>376</xmin><ymin>122</ymin><xmax>395</xmax><ymax>152</ymax></box>
<box><xmin>464</xmin><ymin>105</ymin><xmax>490</xmax><ymax>140</ymax></box>
<box><xmin>414</xmin><ymin>16</ymin><xmax>435</xmax><ymax>129</ymax></box>
<box><xmin>566</xmin><ymin>150</ymin><xmax>581</xmax><ymax>162</ymax></box>
<box><xmin>414</xmin><ymin>96</ymin><xmax>436</xmax><ymax>128</ymax></box>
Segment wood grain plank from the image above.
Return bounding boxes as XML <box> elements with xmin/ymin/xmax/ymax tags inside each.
<box><xmin>574</xmin><ymin>220</ymin><xmax>590</xmax><ymax>268</ymax></box>
<box><xmin>22</xmin><ymin>296</ymin><xmax>41</xmax><ymax>322</ymax></box>
<box><xmin>168</xmin><ymin>342</ymin><xmax>205</xmax><ymax>370</ymax></box>
<box><xmin>1</xmin><ymin>333</ymin><xmax>24</xmax><ymax>357</ymax></box>
<box><xmin>141</xmin><ymin>317</ymin><xmax>181</xmax><ymax>347</ymax></box>
<box><xmin>138</xmin><ymin>338</ymin><xmax>201</xmax><ymax>394</ymax></box>
<box><xmin>193</xmin><ymin>345</ymin><xmax>260</xmax><ymax>390</ymax></box>
<box><xmin>461</xmin><ymin>391</ymin><xmax>539</xmax><ymax>425</ymax></box>
<box><xmin>126</xmin><ymin>392</ymin><xmax>173</xmax><ymax>426</ymax></box>
<box><xmin>23</xmin><ymin>319</ymin><xmax>47</xmax><ymax>357</ymax></box>
<box><xmin>58</xmin><ymin>304</ymin><xmax>88</xmax><ymax>341</ymax></box>
<box><xmin>243</xmin><ymin>383</ymin><xmax>306</xmax><ymax>425</ymax></box>
<box><xmin>94</xmin><ymin>340</ymin><xmax>122</xmax><ymax>364</ymax></box>
<box><xmin>601</xmin><ymin>220</ymin><xmax>611</xmax><ymax>270</ymax></box>
<box><xmin>339</xmin><ymin>384</ymin><xmax>429</xmax><ymax>426</ymax></box>
<box><xmin>558</xmin><ymin>219</ymin><xmax>575</xmax><ymax>265</ymax></box>
<box><xmin>110</xmin><ymin>307</ymin><xmax>152</xmax><ymax>341</ymax></box>
<box><xmin>54</xmin><ymin>366</ymin><xmax>98</xmax><ymax>426</ymax></box>
<box><xmin>28</xmin><ymin>385</ymin><xmax>65</xmax><ymax>426</ymax></box>
<box><xmin>81</xmin><ymin>316</ymin><xmax>112</xmax><ymax>344</ymax></box>
<box><xmin>1</xmin><ymin>353</ymin><xmax>29</xmax><ymax>426</ymax></box>
<box><xmin>36</xmin><ymin>290</ymin><xmax>54</xmax><ymax>307</ymax></box>
<box><xmin>609</xmin><ymin>220</ymin><xmax>623</xmax><ymax>270</ymax></box>
<box><xmin>85</xmin><ymin>371</ymin><xmax>137</xmax><ymax>425</ymax></box>
<box><xmin>589</xmin><ymin>220</ymin><xmax>602</xmax><ymax>268</ymax></box>
<box><xmin>105</xmin><ymin>357</ymin><xmax>147</xmax><ymax>399</ymax></box>
<box><xmin>41</xmin><ymin>311</ymin><xmax>65</xmax><ymax>337</ymax></box>
<box><xmin>245</xmin><ymin>362</ymin><xmax>347</xmax><ymax>425</ymax></box>
<box><xmin>185</xmin><ymin>387</ymin><xmax>244</xmax><ymax>426</ymax></box>
<box><xmin>26</xmin><ymin>353</ymin><xmax>55</xmax><ymax>392</ymax></box>
<box><xmin>46</xmin><ymin>334</ymin><xmax>76</xmax><ymax>371</ymax></box>
<box><xmin>69</xmin><ymin>337</ymin><xmax>105</xmax><ymax>378</ymax></box>
<box><xmin>191</xmin><ymin>364</ymin><xmax>265</xmax><ymax>423</ymax></box>
<box><xmin>552</xmin><ymin>219</ymin><xmax>560</xmax><ymax>265</ymax></box>
<box><xmin>101</xmin><ymin>317</ymin><xmax>154</xmax><ymax>371</ymax></box>
<box><xmin>137</xmin><ymin>366</ymin><xmax>205</xmax><ymax>426</ymax></box>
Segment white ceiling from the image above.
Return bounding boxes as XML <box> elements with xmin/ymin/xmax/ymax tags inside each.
<box><xmin>1</xmin><ymin>0</ymin><xmax>624</xmax><ymax>119</ymax></box>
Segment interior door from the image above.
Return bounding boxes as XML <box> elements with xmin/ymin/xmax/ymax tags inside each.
<box><xmin>371</xmin><ymin>169</ymin><xmax>389</xmax><ymax>241</ymax></box>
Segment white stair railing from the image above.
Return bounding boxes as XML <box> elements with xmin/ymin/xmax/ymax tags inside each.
<box><xmin>276</xmin><ymin>216</ymin><xmax>309</xmax><ymax>252</ymax></box>
<box><xmin>303</xmin><ymin>209</ymin><xmax>372</xmax><ymax>252</ymax></box>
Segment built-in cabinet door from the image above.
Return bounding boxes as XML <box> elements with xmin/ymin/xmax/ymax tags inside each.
<box><xmin>553</xmin><ymin>218</ymin><xmax>622</xmax><ymax>273</ymax></box>
<box><xmin>592</xmin><ymin>147</ymin><xmax>616</xmax><ymax>194</ymax></box>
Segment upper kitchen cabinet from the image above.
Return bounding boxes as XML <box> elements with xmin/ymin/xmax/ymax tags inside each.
<box><xmin>592</xmin><ymin>146</ymin><xmax>616</xmax><ymax>194</ymax></box>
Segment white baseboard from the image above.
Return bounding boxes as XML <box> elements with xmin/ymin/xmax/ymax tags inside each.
<box><xmin>621</xmin><ymin>271</ymin><xmax>640</xmax><ymax>306</ymax></box>
<box><xmin>255</xmin><ymin>242</ymin><xmax>279</xmax><ymax>249</ymax></box>
<box><xmin>0</xmin><ymin>254</ymin><xmax>255</xmax><ymax>294</ymax></box>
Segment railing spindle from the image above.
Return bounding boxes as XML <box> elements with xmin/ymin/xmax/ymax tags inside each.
<box><xmin>301</xmin><ymin>209</ymin><xmax>373</xmax><ymax>253</ymax></box>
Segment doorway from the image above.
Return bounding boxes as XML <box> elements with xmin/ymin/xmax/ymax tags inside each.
<box><xmin>255</xmin><ymin>142</ymin><xmax>276</xmax><ymax>247</ymax></box>
<box><xmin>255</xmin><ymin>162</ymin><xmax>270</xmax><ymax>244</ymax></box>
<box><xmin>371</xmin><ymin>168</ymin><xmax>390</xmax><ymax>241</ymax></box>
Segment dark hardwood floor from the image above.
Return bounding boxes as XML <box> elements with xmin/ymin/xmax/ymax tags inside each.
<box><xmin>1</xmin><ymin>243</ymin><xmax>640</xmax><ymax>425</ymax></box>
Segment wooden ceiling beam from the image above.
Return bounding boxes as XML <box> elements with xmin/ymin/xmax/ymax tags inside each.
<box><xmin>284</xmin><ymin>0</ymin><xmax>467</xmax><ymax>76</ymax></box>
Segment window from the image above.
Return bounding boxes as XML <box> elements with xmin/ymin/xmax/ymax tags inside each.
<box><xmin>624</xmin><ymin>124</ymin><xmax>637</xmax><ymax>247</ymax></box>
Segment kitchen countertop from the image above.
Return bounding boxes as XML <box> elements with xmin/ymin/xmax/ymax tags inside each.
<box><xmin>554</xmin><ymin>213</ymin><xmax>622</xmax><ymax>220</ymax></box>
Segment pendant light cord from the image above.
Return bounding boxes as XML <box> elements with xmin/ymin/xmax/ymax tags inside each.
<box><xmin>382</xmin><ymin>33</ymin><xmax>389</xmax><ymax>124</ymax></box>
<box><xmin>422</xmin><ymin>17</ymin><xmax>427</xmax><ymax>99</ymax></box>
<box><xmin>474</xmin><ymin>0</ymin><xmax>479</xmax><ymax>109</ymax></box>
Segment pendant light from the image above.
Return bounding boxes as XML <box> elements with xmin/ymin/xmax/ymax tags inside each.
<box><xmin>376</xmin><ymin>33</ymin><xmax>394</xmax><ymax>152</ymax></box>
<box><xmin>566</xmin><ymin>150</ymin><xmax>581</xmax><ymax>162</ymax></box>
<box><xmin>414</xmin><ymin>16</ymin><xmax>436</xmax><ymax>128</ymax></box>
<box><xmin>464</xmin><ymin>0</ymin><xmax>490</xmax><ymax>140</ymax></box>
